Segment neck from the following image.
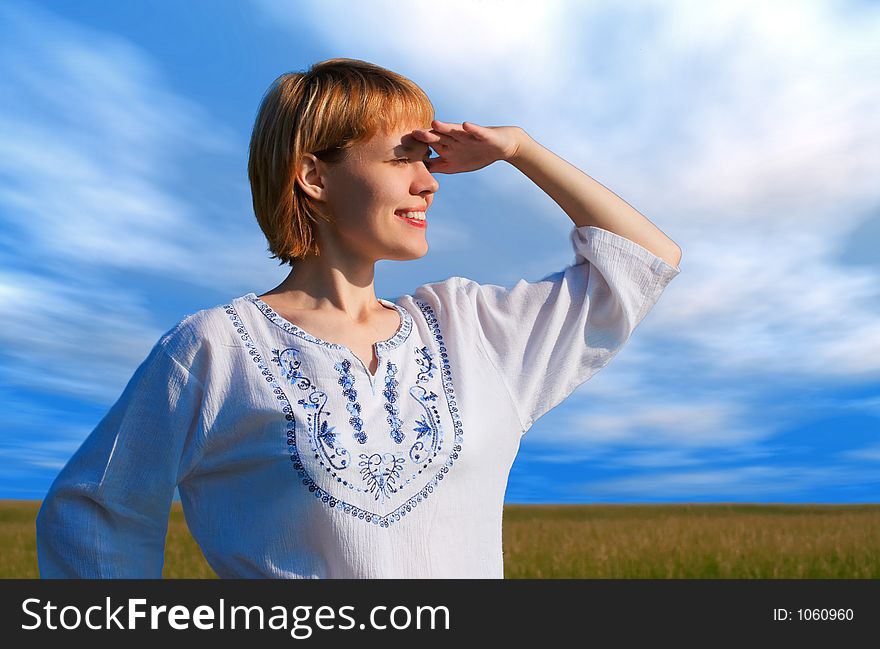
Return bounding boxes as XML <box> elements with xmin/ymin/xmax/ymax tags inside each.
<box><xmin>261</xmin><ymin>253</ymin><xmax>386</xmax><ymax>322</ymax></box>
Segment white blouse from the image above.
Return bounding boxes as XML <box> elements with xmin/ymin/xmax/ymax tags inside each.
<box><xmin>36</xmin><ymin>225</ymin><xmax>681</xmax><ymax>578</ymax></box>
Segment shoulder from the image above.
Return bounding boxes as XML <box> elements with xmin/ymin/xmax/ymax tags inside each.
<box><xmin>410</xmin><ymin>275</ymin><xmax>476</xmax><ymax>305</ymax></box>
<box><xmin>403</xmin><ymin>275</ymin><xmax>480</xmax><ymax>322</ymax></box>
<box><xmin>156</xmin><ymin>300</ymin><xmax>240</xmax><ymax>370</ymax></box>
<box><xmin>410</xmin><ymin>273</ymin><xmax>548</xmax><ymax>312</ymax></box>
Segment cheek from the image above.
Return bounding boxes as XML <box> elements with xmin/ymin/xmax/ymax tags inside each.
<box><xmin>333</xmin><ymin>189</ymin><xmax>393</xmax><ymax>234</ymax></box>
<box><xmin>326</xmin><ymin>176</ymin><xmax>371</xmax><ymax>214</ymax></box>
<box><xmin>358</xmin><ymin>183</ymin><xmax>399</xmax><ymax>217</ymax></box>
<box><xmin>325</xmin><ymin>167</ymin><xmax>399</xmax><ymax>223</ymax></box>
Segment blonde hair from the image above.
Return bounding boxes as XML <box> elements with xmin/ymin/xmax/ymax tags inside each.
<box><xmin>247</xmin><ymin>58</ymin><xmax>435</xmax><ymax>267</ymax></box>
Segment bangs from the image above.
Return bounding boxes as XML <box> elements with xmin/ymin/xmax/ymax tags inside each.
<box><xmin>305</xmin><ymin>67</ymin><xmax>435</xmax><ymax>147</ymax></box>
<box><xmin>366</xmin><ymin>92</ymin><xmax>435</xmax><ymax>137</ymax></box>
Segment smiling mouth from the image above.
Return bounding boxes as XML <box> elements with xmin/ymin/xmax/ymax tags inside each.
<box><xmin>395</xmin><ymin>210</ymin><xmax>427</xmax><ymax>227</ymax></box>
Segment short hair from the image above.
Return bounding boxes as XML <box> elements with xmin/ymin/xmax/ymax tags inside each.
<box><xmin>247</xmin><ymin>58</ymin><xmax>435</xmax><ymax>267</ymax></box>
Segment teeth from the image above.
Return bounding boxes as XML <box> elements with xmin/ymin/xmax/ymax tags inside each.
<box><xmin>397</xmin><ymin>211</ymin><xmax>426</xmax><ymax>221</ymax></box>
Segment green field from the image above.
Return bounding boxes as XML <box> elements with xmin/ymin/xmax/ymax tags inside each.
<box><xmin>4</xmin><ymin>501</ymin><xmax>879</xmax><ymax>578</ymax></box>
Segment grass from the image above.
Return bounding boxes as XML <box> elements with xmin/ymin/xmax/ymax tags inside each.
<box><xmin>5</xmin><ymin>501</ymin><xmax>879</xmax><ymax>578</ymax></box>
<box><xmin>503</xmin><ymin>503</ymin><xmax>880</xmax><ymax>578</ymax></box>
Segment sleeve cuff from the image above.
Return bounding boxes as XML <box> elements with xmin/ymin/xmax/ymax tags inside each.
<box><xmin>571</xmin><ymin>224</ymin><xmax>681</xmax><ymax>280</ymax></box>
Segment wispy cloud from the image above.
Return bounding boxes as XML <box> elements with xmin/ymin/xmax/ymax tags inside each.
<box><xmin>0</xmin><ymin>270</ymin><xmax>163</xmax><ymax>399</ymax></box>
<box><xmin>838</xmin><ymin>444</ymin><xmax>880</xmax><ymax>462</ymax></box>
<box><xmin>0</xmin><ymin>2</ymin><xmax>274</xmax><ymax>401</ymax></box>
<box><xmin>578</xmin><ymin>464</ymin><xmax>878</xmax><ymax>500</ymax></box>
<box><xmin>2</xmin><ymin>0</ymin><xmax>879</xmax><ymax>501</ymax></box>
<box><xmin>256</xmin><ymin>0</ymin><xmax>880</xmax><ymax>373</ymax></box>
<box><xmin>560</xmin><ymin>398</ymin><xmax>775</xmax><ymax>448</ymax></box>
<box><xmin>0</xmin><ymin>2</ymin><xmax>242</xmax><ymax>274</ymax></box>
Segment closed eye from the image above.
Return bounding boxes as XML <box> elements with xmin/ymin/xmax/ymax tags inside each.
<box><xmin>394</xmin><ymin>148</ymin><xmax>434</xmax><ymax>165</ymax></box>
<box><xmin>394</xmin><ymin>156</ymin><xmax>432</xmax><ymax>166</ymax></box>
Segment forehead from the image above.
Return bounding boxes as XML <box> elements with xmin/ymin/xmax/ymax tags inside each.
<box><xmin>365</xmin><ymin>124</ymin><xmax>431</xmax><ymax>154</ymax></box>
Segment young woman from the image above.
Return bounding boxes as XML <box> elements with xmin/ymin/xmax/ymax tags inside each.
<box><xmin>36</xmin><ymin>58</ymin><xmax>682</xmax><ymax>578</ymax></box>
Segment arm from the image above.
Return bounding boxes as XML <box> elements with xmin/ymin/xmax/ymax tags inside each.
<box><xmin>506</xmin><ymin>132</ymin><xmax>682</xmax><ymax>269</ymax></box>
<box><xmin>412</xmin><ymin>119</ymin><xmax>682</xmax><ymax>434</ymax></box>
<box><xmin>414</xmin><ymin>120</ymin><xmax>682</xmax><ymax>268</ymax></box>
<box><xmin>36</xmin><ymin>340</ymin><xmax>205</xmax><ymax>578</ymax></box>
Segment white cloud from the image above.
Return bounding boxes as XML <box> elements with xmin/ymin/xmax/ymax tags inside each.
<box><xmin>0</xmin><ymin>2</ymin><xmax>283</xmax><ymax>403</ymax></box>
<box><xmin>837</xmin><ymin>444</ymin><xmax>880</xmax><ymax>462</ymax></box>
<box><xmin>256</xmin><ymin>0</ymin><xmax>880</xmax><ymax>385</ymax></box>
<box><xmin>254</xmin><ymin>0</ymin><xmax>572</xmax><ymax>108</ymax></box>
<box><xmin>527</xmin><ymin>448</ymin><xmax>705</xmax><ymax>467</ymax></box>
<box><xmin>579</xmin><ymin>463</ymin><xmax>870</xmax><ymax>499</ymax></box>
<box><xmin>554</xmin><ymin>397</ymin><xmax>777</xmax><ymax>449</ymax></box>
<box><xmin>1</xmin><ymin>6</ymin><xmax>227</xmax><ymax>265</ymax></box>
<box><xmin>2</xmin><ymin>0</ymin><xmax>879</xmax><ymax>500</ymax></box>
<box><xmin>0</xmin><ymin>1</ymin><xmax>278</xmax><ymax>292</ymax></box>
<box><xmin>0</xmin><ymin>269</ymin><xmax>164</xmax><ymax>400</ymax></box>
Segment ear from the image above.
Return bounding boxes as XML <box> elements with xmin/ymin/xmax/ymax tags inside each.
<box><xmin>294</xmin><ymin>153</ymin><xmax>327</xmax><ymax>202</ymax></box>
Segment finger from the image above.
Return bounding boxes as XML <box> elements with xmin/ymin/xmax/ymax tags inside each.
<box><xmin>430</xmin><ymin>119</ymin><xmax>456</xmax><ymax>133</ymax></box>
<box><xmin>425</xmin><ymin>157</ymin><xmax>451</xmax><ymax>174</ymax></box>
<box><xmin>437</xmin><ymin>119</ymin><xmax>483</xmax><ymax>142</ymax></box>
<box><xmin>431</xmin><ymin>120</ymin><xmax>468</xmax><ymax>142</ymax></box>
<box><xmin>414</xmin><ymin>129</ymin><xmax>456</xmax><ymax>148</ymax></box>
<box><xmin>461</xmin><ymin>121</ymin><xmax>487</xmax><ymax>140</ymax></box>
<box><xmin>412</xmin><ymin>129</ymin><xmax>443</xmax><ymax>144</ymax></box>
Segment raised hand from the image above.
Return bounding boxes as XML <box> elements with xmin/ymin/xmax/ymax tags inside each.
<box><xmin>411</xmin><ymin>120</ymin><xmax>525</xmax><ymax>174</ymax></box>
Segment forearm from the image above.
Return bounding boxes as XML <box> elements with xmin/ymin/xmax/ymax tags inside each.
<box><xmin>507</xmin><ymin>130</ymin><xmax>682</xmax><ymax>268</ymax></box>
<box><xmin>36</xmin><ymin>484</ymin><xmax>170</xmax><ymax>577</ymax></box>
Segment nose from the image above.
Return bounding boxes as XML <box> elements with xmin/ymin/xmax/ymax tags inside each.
<box><xmin>413</xmin><ymin>162</ymin><xmax>440</xmax><ymax>196</ymax></box>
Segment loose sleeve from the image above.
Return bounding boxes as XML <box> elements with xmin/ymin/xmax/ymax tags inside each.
<box><xmin>35</xmin><ymin>337</ymin><xmax>206</xmax><ymax>578</ymax></box>
<box><xmin>458</xmin><ymin>225</ymin><xmax>680</xmax><ymax>433</ymax></box>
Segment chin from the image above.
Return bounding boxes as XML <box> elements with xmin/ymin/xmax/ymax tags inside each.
<box><xmin>411</xmin><ymin>241</ymin><xmax>429</xmax><ymax>259</ymax></box>
<box><xmin>388</xmin><ymin>243</ymin><xmax>428</xmax><ymax>261</ymax></box>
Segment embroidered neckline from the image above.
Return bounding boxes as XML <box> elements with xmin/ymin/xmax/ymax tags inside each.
<box><xmin>241</xmin><ymin>292</ymin><xmax>413</xmax><ymax>353</ymax></box>
<box><xmin>222</xmin><ymin>299</ymin><xmax>465</xmax><ymax>529</ymax></box>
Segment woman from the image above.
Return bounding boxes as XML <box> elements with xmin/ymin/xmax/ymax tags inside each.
<box><xmin>36</xmin><ymin>58</ymin><xmax>682</xmax><ymax>578</ymax></box>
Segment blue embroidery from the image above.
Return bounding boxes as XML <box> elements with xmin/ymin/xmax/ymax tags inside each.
<box><xmin>228</xmin><ymin>297</ymin><xmax>464</xmax><ymax>528</ymax></box>
<box><xmin>406</xmin><ymin>345</ymin><xmax>442</xmax><ymax>464</ymax></box>
<box><xmin>248</xmin><ymin>292</ymin><xmax>414</xmax><ymax>352</ymax></box>
<box><xmin>298</xmin><ymin>386</ymin><xmax>351</xmax><ymax>472</ymax></box>
<box><xmin>414</xmin><ymin>345</ymin><xmax>435</xmax><ymax>383</ymax></box>
<box><xmin>276</xmin><ymin>347</ymin><xmax>409</xmax><ymax>500</ymax></box>
<box><xmin>334</xmin><ymin>359</ymin><xmax>366</xmax><ymax>444</ymax></box>
<box><xmin>273</xmin><ymin>347</ymin><xmax>314</xmax><ymax>390</ymax></box>
<box><xmin>383</xmin><ymin>361</ymin><xmax>404</xmax><ymax>443</ymax></box>
<box><xmin>359</xmin><ymin>452</ymin><xmax>405</xmax><ymax>502</ymax></box>
<box><xmin>273</xmin><ymin>346</ymin><xmax>352</xmax><ymax>470</ymax></box>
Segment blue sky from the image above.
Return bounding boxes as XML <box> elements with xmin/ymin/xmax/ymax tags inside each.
<box><xmin>2</xmin><ymin>0</ymin><xmax>878</xmax><ymax>503</ymax></box>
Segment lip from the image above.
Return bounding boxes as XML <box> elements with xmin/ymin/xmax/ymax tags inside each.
<box><xmin>396</xmin><ymin>212</ymin><xmax>427</xmax><ymax>228</ymax></box>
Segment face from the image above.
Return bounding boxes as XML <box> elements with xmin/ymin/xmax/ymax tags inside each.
<box><xmin>302</xmin><ymin>123</ymin><xmax>440</xmax><ymax>265</ymax></box>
